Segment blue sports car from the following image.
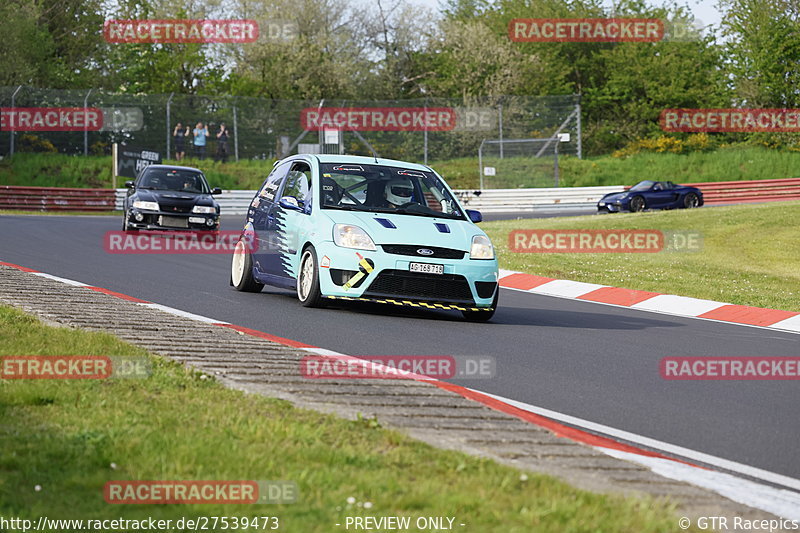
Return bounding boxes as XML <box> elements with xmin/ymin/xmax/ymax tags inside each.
<box><xmin>597</xmin><ymin>180</ymin><xmax>703</xmax><ymax>213</ymax></box>
<box><xmin>230</xmin><ymin>155</ymin><xmax>499</xmax><ymax>321</ymax></box>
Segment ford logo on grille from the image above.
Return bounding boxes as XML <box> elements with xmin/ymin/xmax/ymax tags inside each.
<box><xmin>416</xmin><ymin>248</ymin><xmax>434</xmax><ymax>256</ymax></box>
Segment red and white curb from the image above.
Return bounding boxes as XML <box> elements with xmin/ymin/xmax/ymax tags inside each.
<box><xmin>2</xmin><ymin>261</ymin><xmax>799</xmax><ymax>519</ymax></box>
<box><xmin>498</xmin><ymin>269</ymin><xmax>800</xmax><ymax>334</ymax></box>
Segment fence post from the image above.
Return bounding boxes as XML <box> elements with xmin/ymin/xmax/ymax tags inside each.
<box><xmin>576</xmin><ymin>95</ymin><xmax>582</xmax><ymax>159</ymax></box>
<box><xmin>498</xmin><ymin>103</ymin><xmax>504</xmax><ymax>159</ymax></box>
<box><xmin>9</xmin><ymin>85</ymin><xmax>22</xmax><ymax>156</ymax></box>
<box><xmin>554</xmin><ymin>138</ymin><xmax>560</xmax><ymax>187</ymax></box>
<box><xmin>166</xmin><ymin>92</ymin><xmax>174</xmax><ymax>160</ymax></box>
<box><xmin>233</xmin><ymin>104</ymin><xmax>239</xmax><ymax>162</ymax></box>
<box><xmin>83</xmin><ymin>89</ymin><xmax>93</xmax><ymax>156</ymax></box>
<box><xmin>423</xmin><ymin>99</ymin><xmax>428</xmax><ymax>165</ymax></box>
<box><xmin>478</xmin><ymin>139</ymin><xmax>485</xmax><ymax>190</ymax></box>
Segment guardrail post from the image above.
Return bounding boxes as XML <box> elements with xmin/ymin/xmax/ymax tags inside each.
<box><xmin>9</xmin><ymin>85</ymin><xmax>22</xmax><ymax>156</ymax></box>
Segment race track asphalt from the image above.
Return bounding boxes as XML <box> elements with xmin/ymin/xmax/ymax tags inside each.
<box><xmin>1</xmin><ymin>213</ymin><xmax>798</xmax><ymax>482</ymax></box>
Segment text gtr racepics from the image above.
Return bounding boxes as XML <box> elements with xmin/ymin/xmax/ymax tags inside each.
<box><xmin>230</xmin><ymin>155</ymin><xmax>499</xmax><ymax>321</ymax></box>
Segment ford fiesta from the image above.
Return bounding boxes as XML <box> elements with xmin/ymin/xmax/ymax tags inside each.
<box><xmin>122</xmin><ymin>165</ymin><xmax>221</xmax><ymax>231</ymax></box>
<box><xmin>230</xmin><ymin>155</ymin><xmax>499</xmax><ymax>321</ymax></box>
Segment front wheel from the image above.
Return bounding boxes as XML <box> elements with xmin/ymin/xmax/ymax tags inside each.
<box><xmin>629</xmin><ymin>196</ymin><xmax>646</xmax><ymax>212</ymax></box>
<box><xmin>231</xmin><ymin>239</ymin><xmax>264</xmax><ymax>292</ymax></box>
<box><xmin>683</xmin><ymin>192</ymin><xmax>700</xmax><ymax>208</ymax></box>
<box><xmin>297</xmin><ymin>246</ymin><xmax>324</xmax><ymax>307</ymax></box>
<box><xmin>462</xmin><ymin>289</ymin><xmax>498</xmax><ymax>322</ymax></box>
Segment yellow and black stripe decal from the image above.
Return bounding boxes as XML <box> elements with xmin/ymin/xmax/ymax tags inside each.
<box><xmin>324</xmin><ymin>295</ymin><xmax>492</xmax><ymax>312</ymax></box>
<box><xmin>342</xmin><ymin>252</ymin><xmax>375</xmax><ymax>291</ymax></box>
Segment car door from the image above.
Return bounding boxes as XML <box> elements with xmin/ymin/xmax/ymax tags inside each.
<box><xmin>274</xmin><ymin>161</ymin><xmax>314</xmax><ymax>281</ymax></box>
<box><xmin>647</xmin><ymin>182</ymin><xmax>674</xmax><ymax>208</ymax></box>
<box><xmin>252</xmin><ymin>162</ymin><xmax>291</xmax><ymax>278</ymax></box>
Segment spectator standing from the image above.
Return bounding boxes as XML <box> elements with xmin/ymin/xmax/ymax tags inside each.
<box><xmin>173</xmin><ymin>122</ymin><xmax>189</xmax><ymax>161</ymax></box>
<box><xmin>193</xmin><ymin>122</ymin><xmax>209</xmax><ymax>160</ymax></box>
<box><xmin>216</xmin><ymin>123</ymin><xmax>229</xmax><ymax>163</ymax></box>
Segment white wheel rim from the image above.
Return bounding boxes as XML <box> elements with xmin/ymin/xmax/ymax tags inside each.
<box><xmin>299</xmin><ymin>251</ymin><xmax>314</xmax><ymax>300</ymax></box>
<box><xmin>231</xmin><ymin>240</ymin><xmax>246</xmax><ymax>286</ymax></box>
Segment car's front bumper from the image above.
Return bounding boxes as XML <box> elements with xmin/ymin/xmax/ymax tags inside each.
<box><xmin>597</xmin><ymin>201</ymin><xmax>625</xmax><ymax>213</ymax></box>
<box><xmin>313</xmin><ymin>241</ymin><xmax>499</xmax><ymax>308</ymax></box>
<box><xmin>126</xmin><ymin>209</ymin><xmax>220</xmax><ymax>231</ymax></box>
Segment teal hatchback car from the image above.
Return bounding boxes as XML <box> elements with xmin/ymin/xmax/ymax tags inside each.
<box><xmin>230</xmin><ymin>155</ymin><xmax>499</xmax><ymax>321</ymax></box>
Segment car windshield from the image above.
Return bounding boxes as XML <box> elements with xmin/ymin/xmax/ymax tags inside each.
<box><xmin>629</xmin><ymin>180</ymin><xmax>656</xmax><ymax>192</ymax></box>
<box><xmin>319</xmin><ymin>163</ymin><xmax>464</xmax><ymax>220</ymax></box>
<box><xmin>138</xmin><ymin>168</ymin><xmax>209</xmax><ymax>194</ymax></box>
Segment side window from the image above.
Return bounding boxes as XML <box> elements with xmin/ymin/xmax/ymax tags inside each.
<box><xmin>258</xmin><ymin>163</ymin><xmax>291</xmax><ymax>202</ymax></box>
<box><xmin>283</xmin><ymin>163</ymin><xmax>313</xmax><ymax>213</ymax></box>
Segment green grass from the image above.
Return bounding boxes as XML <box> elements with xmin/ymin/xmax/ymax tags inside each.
<box><xmin>483</xmin><ymin>201</ymin><xmax>800</xmax><ymax>312</ymax></box>
<box><xmin>3</xmin><ymin>146</ymin><xmax>800</xmax><ymax>191</ymax></box>
<box><xmin>0</xmin><ymin>305</ymin><xmax>689</xmax><ymax>531</ymax></box>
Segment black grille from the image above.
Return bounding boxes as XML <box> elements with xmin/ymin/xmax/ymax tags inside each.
<box><xmin>329</xmin><ymin>269</ymin><xmax>366</xmax><ymax>288</ymax></box>
<box><xmin>364</xmin><ymin>270</ymin><xmax>473</xmax><ymax>303</ymax></box>
<box><xmin>475</xmin><ymin>281</ymin><xmax>497</xmax><ymax>299</ymax></box>
<box><xmin>380</xmin><ymin>244</ymin><xmax>465</xmax><ymax>259</ymax></box>
<box><xmin>160</xmin><ymin>203</ymin><xmax>193</xmax><ymax>213</ymax></box>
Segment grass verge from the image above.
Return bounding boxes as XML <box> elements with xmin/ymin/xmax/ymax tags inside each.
<box><xmin>0</xmin><ymin>305</ymin><xmax>687</xmax><ymax>532</ymax></box>
<box><xmin>3</xmin><ymin>146</ymin><xmax>800</xmax><ymax>190</ymax></box>
<box><xmin>483</xmin><ymin>201</ymin><xmax>800</xmax><ymax>312</ymax></box>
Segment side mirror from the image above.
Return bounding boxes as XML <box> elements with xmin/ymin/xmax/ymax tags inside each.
<box><xmin>212</xmin><ymin>187</ymin><xmax>222</xmax><ymax>195</ymax></box>
<box><xmin>125</xmin><ymin>181</ymin><xmax>135</xmax><ymax>189</ymax></box>
<box><xmin>466</xmin><ymin>209</ymin><xmax>482</xmax><ymax>223</ymax></box>
<box><xmin>279</xmin><ymin>196</ymin><xmax>302</xmax><ymax>211</ymax></box>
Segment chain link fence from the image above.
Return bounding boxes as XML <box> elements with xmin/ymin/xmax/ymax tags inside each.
<box><xmin>0</xmin><ymin>87</ymin><xmax>581</xmax><ymax>172</ymax></box>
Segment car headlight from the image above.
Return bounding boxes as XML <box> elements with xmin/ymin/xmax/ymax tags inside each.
<box><xmin>470</xmin><ymin>235</ymin><xmax>494</xmax><ymax>260</ymax></box>
<box><xmin>333</xmin><ymin>224</ymin><xmax>376</xmax><ymax>251</ymax></box>
<box><xmin>132</xmin><ymin>200</ymin><xmax>159</xmax><ymax>211</ymax></box>
<box><xmin>192</xmin><ymin>205</ymin><xmax>216</xmax><ymax>214</ymax></box>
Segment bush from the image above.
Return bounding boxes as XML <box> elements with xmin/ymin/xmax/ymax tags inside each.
<box><xmin>613</xmin><ymin>134</ymin><xmax>717</xmax><ymax>158</ymax></box>
<box><xmin>17</xmin><ymin>134</ymin><xmax>57</xmax><ymax>153</ymax></box>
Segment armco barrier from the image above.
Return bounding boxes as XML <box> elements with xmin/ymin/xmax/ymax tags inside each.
<box><xmin>685</xmin><ymin>178</ymin><xmax>800</xmax><ymax>204</ymax></box>
<box><xmin>0</xmin><ymin>186</ymin><xmax>116</xmax><ymax>211</ymax></box>
<box><xmin>6</xmin><ymin>178</ymin><xmax>800</xmax><ymax>214</ymax></box>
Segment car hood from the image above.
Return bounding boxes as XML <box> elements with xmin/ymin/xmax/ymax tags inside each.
<box><xmin>320</xmin><ymin>210</ymin><xmax>480</xmax><ymax>249</ymax></box>
<box><xmin>600</xmin><ymin>191</ymin><xmax>630</xmax><ymax>202</ymax></box>
<box><xmin>135</xmin><ymin>190</ymin><xmax>217</xmax><ymax>207</ymax></box>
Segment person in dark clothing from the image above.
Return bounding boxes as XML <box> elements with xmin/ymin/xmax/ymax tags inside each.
<box><xmin>173</xmin><ymin>123</ymin><xmax>189</xmax><ymax>161</ymax></box>
<box><xmin>216</xmin><ymin>123</ymin><xmax>229</xmax><ymax>163</ymax></box>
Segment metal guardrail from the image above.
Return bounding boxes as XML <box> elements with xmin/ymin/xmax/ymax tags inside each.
<box><xmin>0</xmin><ymin>185</ymin><xmax>116</xmax><ymax>211</ymax></box>
<box><xmin>5</xmin><ymin>179</ymin><xmax>800</xmax><ymax>213</ymax></box>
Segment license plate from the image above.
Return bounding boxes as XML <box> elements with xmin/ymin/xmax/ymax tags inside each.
<box><xmin>158</xmin><ymin>216</ymin><xmax>188</xmax><ymax>228</ymax></box>
<box><xmin>188</xmin><ymin>217</ymin><xmax>206</xmax><ymax>224</ymax></box>
<box><xmin>409</xmin><ymin>262</ymin><xmax>443</xmax><ymax>275</ymax></box>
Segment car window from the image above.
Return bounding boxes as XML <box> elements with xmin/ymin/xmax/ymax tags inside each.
<box><xmin>629</xmin><ymin>180</ymin><xmax>656</xmax><ymax>192</ymax></box>
<box><xmin>258</xmin><ymin>163</ymin><xmax>291</xmax><ymax>203</ymax></box>
<box><xmin>283</xmin><ymin>163</ymin><xmax>312</xmax><ymax>212</ymax></box>
<box><xmin>139</xmin><ymin>168</ymin><xmax>209</xmax><ymax>193</ymax></box>
<box><xmin>653</xmin><ymin>183</ymin><xmax>663</xmax><ymax>191</ymax></box>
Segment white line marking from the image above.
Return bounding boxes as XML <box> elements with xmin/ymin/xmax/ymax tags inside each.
<box><xmin>137</xmin><ymin>303</ymin><xmax>228</xmax><ymax>324</ymax></box>
<box><xmin>32</xmin><ymin>272</ymin><xmax>89</xmax><ymax>287</ymax></box>
<box><xmin>600</xmin><ymin>448</ymin><xmax>800</xmax><ymax>521</ymax></box>
<box><xmin>475</xmin><ymin>389</ymin><xmax>800</xmax><ymax>493</ymax></box>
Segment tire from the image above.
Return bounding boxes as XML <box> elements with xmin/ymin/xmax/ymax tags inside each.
<box><xmin>231</xmin><ymin>238</ymin><xmax>264</xmax><ymax>292</ymax></box>
<box><xmin>629</xmin><ymin>196</ymin><xmax>646</xmax><ymax>212</ymax></box>
<box><xmin>122</xmin><ymin>214</ymin><xmax>138</xmax><ymax>232</ymax></box>
<box><xmin>297</xmin><ymin>246</ymin><xmax>324</xmax><ymax>308</ymax></box>
<box><xmin>683</xmin><ymin>192</ymin><xmax>700</xmax><ymax>209</ymax></box>
<box><xmin>462</xmin><ymin>288</ymin><xmax>498</xmax><ymax>322</ymax></box>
